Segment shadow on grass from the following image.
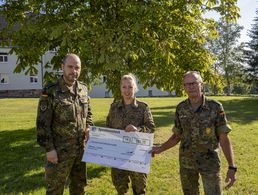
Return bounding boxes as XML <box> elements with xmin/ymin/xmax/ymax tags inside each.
<box><xmin>94</xmin><ymin>120</ymin><xmax>107</xmax><ymax>127</ymax></box>
<box><xmin>219</xmin><ymin>98</ymin><xmax>258</xmax><ymax>124</ymax></box>
<box><xmin>150</xmin><ymin>97</ymin><xmax>258</xmax><ymax>128</ymax></box>
<box><xmin>0</xmin><ymin>128</ymin><xmax>108</xmax><ymax>194</ymax></box>
<box><xmin>151</xmin><ymin>105</ymin><xmax>176</xmax><ymax>128</ymax></box>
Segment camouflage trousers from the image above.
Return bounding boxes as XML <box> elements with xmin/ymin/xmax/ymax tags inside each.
<box><xmin>111</xmin><ymin>168</ymin><xmax>147</xmax><ymax>195</ymax></box>
<box><xmin>180</xmin><ymin>167</ymin><xmax>222</xmax><ymax>195</ymax></box>
<box><xmin>45</xmin><ymin>150</ymin><xmax>86</xmax><ymax>195</ymax></box>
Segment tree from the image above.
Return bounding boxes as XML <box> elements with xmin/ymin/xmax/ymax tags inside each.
<box><xmin>0</xmin><ymin>0</ymin><xmax>240</xmax><ymax>98</ymax></box>
<box><xmin>206</xmin><ymin>19</ymin><xmax>248</xmax><ymax>95</ymax></box>
<box><xmin>245</xmin><ymin>8</ymin><xmax>258</xmax><ymax>94</ymax></box>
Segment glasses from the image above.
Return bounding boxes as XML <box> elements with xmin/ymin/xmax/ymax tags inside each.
<box><xmin>183</xmin><ymin>82</ymin><xmax>200</xmax><ymax>87</ymax></box>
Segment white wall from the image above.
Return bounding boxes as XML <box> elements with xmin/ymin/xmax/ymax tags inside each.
<box><xmin>89</xmin><ymin>83</ymin><xmax>111</xmax><ymax>98</ymax></box>
<box><xmin>0</xmin><ymin>48</ymin><xmax>59</xmax><ymax>91</ymax></box>
<box><xmin>0</xmin><ymin>48</ymin><xmax>43</xmax><ymax>90</ymax></box>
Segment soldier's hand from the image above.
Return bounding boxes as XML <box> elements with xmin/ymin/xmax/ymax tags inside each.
<box><xmin>225</xmin><ymin>169</ymin><xmax>236</xmax><ymax>189</ymax></box>
<box><xmin>149</xmin><ymin>145</ymin><xmax>162</xmax><ymax>157</ymax></box>
<box><xmin>85</xmin><ymin>128</ymin><xmax>90</xmax><ymax>140</ymax></box>
<box><xmin>125</xmin><ymin>124</ymin><xmax>138</xmax><ymax>132</ymax></box>
<box><xmin>47</xmin><ymin>150</ymin><xmax>58</xmax><ymax>164</ymax></box>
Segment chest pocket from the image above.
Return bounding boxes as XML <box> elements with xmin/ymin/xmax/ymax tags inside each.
<box><xmin>179</xmin><ymin>112</ymin><xmax>191</xmax><ymax>130</ymax></box>
<box><xmin>198</xmin><ymin>110</ymin><xmax>217</xmax><ymax>142</ymax></box>
<box><xmin>125</xmin><ymin>110</ymin><xmax>143</xmax><ymax>127</ymax></box>
<box><xmin>79</xmin><ymin>97</ymin><xmax>88</xmax><ymax>118</ymax></box>
<box><xmin>55</xmin><ymin>99</ymin><xmax>75</xmax><ymax>123</ymax></box>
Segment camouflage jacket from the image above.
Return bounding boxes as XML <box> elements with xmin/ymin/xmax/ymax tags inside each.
<box><xmin>173</xmin><ymin>96</ymin><xmax>231</xmax><ymax>171</ymax></box>
<box><xmin>106</xmin><ymin>99</ymin><xmax>155</xmax><ymax>133</ymax></box>
<box><xmin>36</xmin><ymin>77</ymin><xmax>93</xmax><ymax>153</ymax></box>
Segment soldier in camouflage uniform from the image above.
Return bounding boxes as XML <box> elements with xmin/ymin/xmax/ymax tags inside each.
<box><xmin>106</xmin><ymin>74</ymin><xmax>155</xmax><ymax>195</ymax></box>
<box><xmin>36</xmin><ymin>54</ymin><xmax>93</xmax><ymax>195</ymax></box>
<box><xmin>151</xmin><ymin>71</ymin><xmax>237</xmax><ymax>195</ymax></box>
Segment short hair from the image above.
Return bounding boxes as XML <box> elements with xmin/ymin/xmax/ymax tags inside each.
<box><xmin>120</xmin><ymin>73</ymin><xmax>139</xmax><ymax>93</ymax></box>
<box><xmin>62</xmin><ymin>53</ymin><xmax>81</xmax><ymax>65</ymax></box>
<box><xmin>183</xmin><ymin>71</ymin><xmax>203</xmax><ymax>83</ymax></box>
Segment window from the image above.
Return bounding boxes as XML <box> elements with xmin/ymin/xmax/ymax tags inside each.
<box><xmin>148</xmin><ymin>90</ymin><xmax>153</xmax><ymax>97</ymax></box>
<box><xmin>105</xmin><ymin>91</ymin><xmax>110</xmax><ymax>98</ymax></box>
<box><xmin>0</xmin><ymin>73</ymin><xmax>9</xmax><ymax>84</ymax></box>
<box><xmin>30</xmin><ymin>76</ymin><xmax>38</xmax><ymax>83</ymax></box>
<box><xmin>0</xmin><ymin>53</ymin><xmax>8</xmax><ymax>63</ymax></box>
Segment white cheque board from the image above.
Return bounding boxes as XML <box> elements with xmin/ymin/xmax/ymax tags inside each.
<box><xmin>82</xmin><ymin>126</ymin><xmax>154</xmax><ymax>174</ymax></box>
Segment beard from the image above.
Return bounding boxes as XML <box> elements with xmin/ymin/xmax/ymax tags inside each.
<box><xmin>63</xmin><ymin>73</ymin><xmax>79</xmax><ymax>83</ymax></box>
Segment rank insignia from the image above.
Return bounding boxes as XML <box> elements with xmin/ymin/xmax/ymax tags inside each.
<box><xmin>205</xmin><ymin>127</ymin><xmax>211</xmax><ymax>135</ymax></box>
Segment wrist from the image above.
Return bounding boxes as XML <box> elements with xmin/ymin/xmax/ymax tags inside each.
<box><xmin>228</xmin><ymin>165</ymin><xmax>237</xmax><ymax>172</ymax></box>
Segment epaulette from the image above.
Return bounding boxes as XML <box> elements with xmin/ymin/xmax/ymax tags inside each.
<box><xmin>207</xmin><ymin>98</ymin><xmax>222</xmax><ymax>106</ymax></box>
<box><xmin>44</xmin><ymin>81</ymin><xmax>57</xmax><ymax>90</ymax></box>
<box><xmin>136</xmin><ymin>100</ymin><xmax>148</xmax><ymax>107</ymax></box>
<box><xmin>177</xmin><ymin>99</ymin><xmax>188</xmax><ymax>108</ymax></box>
<box><xmin>78</xmin><ymin>81</ymin><xmax>88</xmax><ymax>86</ymax></box>
<box><xmin>111</xmin><ymin>100</ymin><xmax>121</xmax><ymax>108</ymax></box>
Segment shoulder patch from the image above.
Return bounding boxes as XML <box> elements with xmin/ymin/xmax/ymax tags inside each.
<box><xmin>41</xmin><ymin>91</ymin><xmax>48</xmax><ymax>97</ymax></box>
<box><xmin>39</xmin><ymin>100</ymin><xmax>48</xmax><ymax>112</ymax></box>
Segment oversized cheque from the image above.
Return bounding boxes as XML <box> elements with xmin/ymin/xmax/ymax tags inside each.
<box><xmin>82</xmin><ymin>126</ymin><xmax>154</xmax><ymax>174</ymax></box>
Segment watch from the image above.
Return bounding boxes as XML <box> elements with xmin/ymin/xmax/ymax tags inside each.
<box><xmin>228</xmin><ymin>166</ymin><xmax>237</xmax><ymax>172</ymax></box>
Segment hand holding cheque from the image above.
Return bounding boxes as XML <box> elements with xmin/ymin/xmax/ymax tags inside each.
<box><xmin>82</xmin><ymin>126</ymin><xmax>154</xmax><ymax>174</ymax></box>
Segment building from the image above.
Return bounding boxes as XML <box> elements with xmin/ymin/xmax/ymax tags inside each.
<box><xmin>0</xmin><ymin>47</ymin><xmax>57</xmax><ymax>97</ymax></box>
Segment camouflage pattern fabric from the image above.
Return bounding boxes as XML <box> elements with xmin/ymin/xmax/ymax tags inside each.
<box><xmin>106</xmin><ymin>99</ymin><xmax>155</xmax><ymax>133</ymax></box>
<box><xmin>172</xmin><ymin>96</ymin><xmax>231</xmax><ymax>195</ymax></box>
<box><xmin>36</xmin><ymin>76</ymin><xmax>93</xmax><ymax>195</ymax></box>
<box><xmin>106</xmin><ymin>99</ymin><xmax>155</xmax><ymax>195</ymax></box>
<box><xmin>111</xmin><ymin>168</ymin><xmax>147</xmax><ymax>195</ymax></box>
<box><xmin>45</xmin><ymin>150</ymin><xmax>86</xmax><ymax>195</ymax></box>
<box><xmin>180</xmin><ymin>167</ymin><xmax>222</xmax><ymax>195</ymax></box>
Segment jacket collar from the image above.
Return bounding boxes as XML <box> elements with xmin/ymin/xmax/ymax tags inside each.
<box><xmin>187</xmin><ymin>95</ymin><xmax>209</xmax><ymax>110</ymax></box>
<box><xmin>58</xmin><ymin>76</ymin><xmax>82</xmax><ymax>94</ymax></box>
<box><xmin>118</xmin><ymin>98</ymin><xmax>138</xmax><ymax>108</ymax></box>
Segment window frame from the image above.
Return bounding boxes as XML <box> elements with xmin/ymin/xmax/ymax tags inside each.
<box><xmin>0</xmin><ymin>53</ymin><xmax>8</xmax><ymax>63</ymax></box>
<box><xmin>0</xmin><ymin>73</ymin><xmax>9</xmax><ymax>84</ymax></box>
<box><xmin>29</xmin><ymin>75</ymin><xmax>39</xmax><ymax>84</ymax></box>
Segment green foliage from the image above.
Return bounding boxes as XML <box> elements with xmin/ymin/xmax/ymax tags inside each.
<box><xmin>206</xmin><ymin>19</ymin><xmax>248</xmax><ymax>95</ymax></box>
<box><xmin>1</xmin><ymin>0</ymin><xmax>240</xmax><ymax>98</ymax></box>
<box><xmin>245</xmin><ymin>8</ymin><xmax>258</xmax><ymax>93</ymax></box>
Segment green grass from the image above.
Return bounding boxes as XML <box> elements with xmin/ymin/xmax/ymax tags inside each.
<box><xmin>0</xmin><ymin>96</ymin><xmax>257</xmax><ymax>195</ymax></box>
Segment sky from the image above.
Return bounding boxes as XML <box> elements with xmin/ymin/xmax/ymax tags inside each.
<box><xmin>205</xmin><ymin>0</ymin><xmax>258</xmax><ymax>43</ymax></box>
<box><xmin>237</xmin><ymin>0</ymin><xmax>258</xmax><ymax>43</ymax></box>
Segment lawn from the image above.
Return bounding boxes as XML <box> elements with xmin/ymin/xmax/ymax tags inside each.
<box><xmin>0</xmin><ymin>96</ymin><xmax>257</xmax><ymax>195</ymax></box>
